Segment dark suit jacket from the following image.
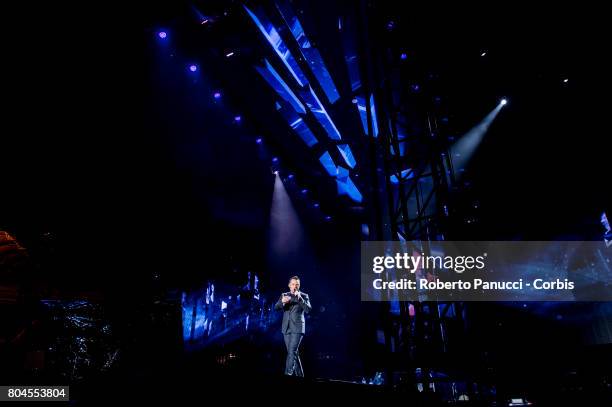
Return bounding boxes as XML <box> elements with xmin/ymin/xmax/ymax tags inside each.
<box><xmin>274</xmin><ymin>292</ymin><xmax>312</xmax><ymax>334</ymax></box>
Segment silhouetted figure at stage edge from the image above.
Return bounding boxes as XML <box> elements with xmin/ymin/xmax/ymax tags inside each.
<box><xmin>274</xmin><ymin>276</ymin><xmax>311</xmax><ymax>377</ymax></box>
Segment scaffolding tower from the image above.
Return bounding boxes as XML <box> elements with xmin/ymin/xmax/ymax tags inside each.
<box><xmin>355</xmin><ymin>0</ymin><xmax>468</xmax><ymax>384</ymax></box>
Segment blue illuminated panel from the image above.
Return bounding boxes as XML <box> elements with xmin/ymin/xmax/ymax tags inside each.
<box><xmin>336</xmin><ymin>175</ymin><xmax>363</xmax><ymax>203</ymax></box>
<box><xmin>389</xmin><ymin>168</ymin><xmax>415</xmax><ymax>184</ymax></box>
<box><xmin>255</xmin><ymin>59</ymin><xmax>306</xmax><ymax>114</ymax></box>
<box><xmin>337</xmin><ymin>144</ymin><xmax>356</xmax><ymax>168</ymax></box>
<box><xmin>355</xmin><ymin>94</ymin><xmax>378</xmax><ymax>138</ymax></box>
<box><xmin>355</xmin><ymin>95</ymin><xmax>368</xmax><ymax>135</ymax></box>
<box><xmin>319</xmin><ymin>154</ymin><xmax>362</xmax><ymax>202</ymax></box>
<box><xmin>276</xmin><ymin>1</ymin><xmax>340</xmax><ymax>104</ymax></box>
<box><xmin>244</xmin><ymin>5</ymin><xmax>309</xmax><ymax>87</ymax></box>
<box><xmin>301</xmin><ymin>85</ymin><xmax>342</xmax><ymax>140</ymax></box>
<box><xmin>291</xmin><ymin>117</ymin><xmax>318</xmax><ymax>147</ymax></box>
<box><xmin>319</xmin><ymin>151</ymin><xmax>338</xmax><ymax>176</ymax></box>
<box><xmin>370</xmin><ymin>94</ymin><xmax>379</xmax><ymax>138</ymax></box>
<box><xmin>336</xmin><ymin>165</ymin><xmax>350</xmax><ymax>179</ymax></box>
<box><xmin>276</xmin><ymin>99</ymin><xmax>318</xmax><ymax>147</ymax></box>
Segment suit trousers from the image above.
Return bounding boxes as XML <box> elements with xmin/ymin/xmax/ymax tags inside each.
<box><xmin>283</xmin><ymin>333</ymin><xmax>304</xmax><ymax>377</ymax></box>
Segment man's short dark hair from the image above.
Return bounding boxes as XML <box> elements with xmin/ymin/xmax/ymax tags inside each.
<box><xmin>289</xmin><ymin>275</ymin><xmax>300</xmax><ymax>282</ymax></box>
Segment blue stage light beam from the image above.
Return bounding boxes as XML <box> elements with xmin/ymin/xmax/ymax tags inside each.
<box><xmin>268</xmin><ymin>173</ymin><xmax>317</xmax><ymax>283</ymax></box>
<box><xmin>269</xmin><ymin>173</ymin><xmax>304</xmax><ymax>258</ymax></box>
<box><xmin>450</xmin><ymin>100</ymin><xmax>507</xmax><ymax>175</ymax></box>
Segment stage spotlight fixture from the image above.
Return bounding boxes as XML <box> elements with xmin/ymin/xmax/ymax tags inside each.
<box><xmin>213</xmin><ymin>92</ymin><xmax>222</xmax><ymax>99</ymax></box>
<box><xmin>325</xmin><ymin>215</ymin><xmax>332</xmax><ymax>221</ymax></box>
<box><xmin>301</xmin><ymin>189</ymin><xmax>308</xmax><ymax>194</ymax></box>
<box><xmin>272</xmin><ymin>157</ymin><xmax>279</xmax><ymax>163</ymax></box>
<box><xmin>158</xmin><ymin>31</ymin><xmax>167</xmax><ymax>39</ymax></box>
<box><xmin>189</xmin><ymin>64</ymin><xmax>197</xmax><ymax>72</ymax></box>
<box><xmin>287</xmin><ymin>174</ymin><xmax>294</xmax><ymax>179</ymax></box>
<box><xmin>273</xmin><ymin>170</ymin><xmax>279</xmax><ymax>175</ymax></box>
<box><xmin>234</xmin><ymin>115</ymin><xmax>241</xmax><ymax>122</ymax></box>
<box><xmin>225</xmin><ymin>51</ymin><xmax>235</xmax><ymax>58</ymax></box>
<box><xmin>480</xmin><ymin>51</ymin><xmax>487</xmax><ymax>57</ymax></box>
<box><xmin>563</xmin><ymin>78</ymin><xmax>569</xmax><ymax>83</ymax></box>
<box><xmin>400</xmin><ymin>53</ymin><xmax>407</xmax><ymax>60</ymax></box>
<box><xmin>500</xmin><ymin>98</ymin><xmax>507</xmax><ymax>106</ymax></box>
<box><xmin>313</xmin><ymin>203</ymin><xmax>320</xmax><ymax>208</ymax></box>
<box><xmin>256</xmin><ymin>138</ymin><xmax>263</xmax><ymax>144</ymax></box>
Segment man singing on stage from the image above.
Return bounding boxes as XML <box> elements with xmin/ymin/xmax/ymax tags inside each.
<box><xmin>274</xmin><ymin>276</ymin><xmax>312</xmax><ymax>377</ymax></box>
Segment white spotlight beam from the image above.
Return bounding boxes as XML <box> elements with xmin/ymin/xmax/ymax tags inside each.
<box><xmin>451</xmin><ymin>102</ymin><xmax>505</xmax><ymax>175</ymax></box>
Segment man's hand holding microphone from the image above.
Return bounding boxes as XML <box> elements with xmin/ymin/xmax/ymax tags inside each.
<box><xmin>282</xmin><ymin>289</ymin><xmax>302</xmax><ymax>305</ymax></box>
